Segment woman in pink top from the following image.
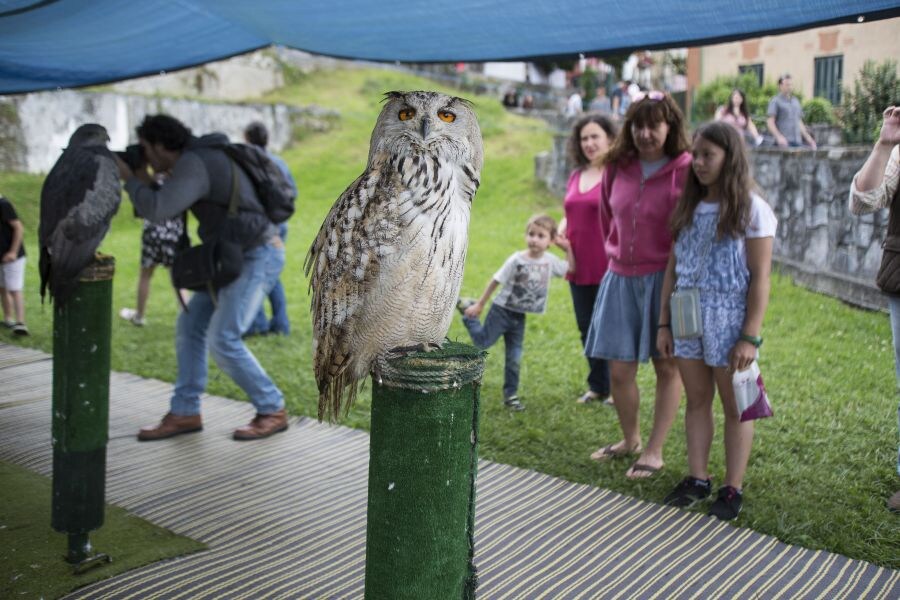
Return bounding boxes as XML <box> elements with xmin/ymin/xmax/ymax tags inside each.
<box><xmin>584</xmin><ymin>91</ymin><xmax>692</xmax><ymax>479</ymax></box>
<box><xmin>560</xmin><ymin>114</ymin><xmax>619</xmax><ymax>405</ymax></box>
<box><xmin>714</xmin><ymin>88</ymin><xmax>761</xmax><ymax>146</ymax></box>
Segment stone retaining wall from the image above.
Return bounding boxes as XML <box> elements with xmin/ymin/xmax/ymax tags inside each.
<box><xmin>0</xmin><ymin>91</ymin><xmax>338</xmax><ymax>174</ymax></box>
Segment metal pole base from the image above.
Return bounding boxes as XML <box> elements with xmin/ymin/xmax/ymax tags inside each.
<box><xmin>65</xmin><ymin>532</ymin><xmax>111</xmax><ymax>574</ymax></box>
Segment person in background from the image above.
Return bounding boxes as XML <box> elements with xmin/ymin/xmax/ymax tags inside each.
<box><xmin>848</xmin><ymin>104</ymin><xmax>900</xmax><ymax>513</ymax></box>
<box><xmin>242</xmin><ymin>121</ymin><xmax>296</xmax><ymax>337</ymax></box>
<box><xmin>766</xmin><ymin>74</ymin><xmax>816</xmax><ymax>149</ymax></box>
<box><xmin>0</xmin><ymin>193</ymin><xmax>28</xmax><ymax>336</ymax></box>
<box><xmin>119</xmin><ymin>214</ymin><xmax>188</xmax><ymax>327</ymax></box>
<box><xmin>715</xmin><ymin>88</ymin><xmax>762</xmax><ymax>146</ymax></box>
<box><xmin>559</xmin><ymin>114</ymin><xmax>619</xmax><ymax>405</ymax></box>
<box><xmin>589</xmin><ymin>87</ymin><xmax>612</xmax><ymax>114</ymax></box>
<box><xmin>658</xmin><ymin>122</ymin><xmax>777</xmax><ymax>520</ymax></box>
<box><xmin>565</xmin><ymin>88</ymin><xmax>584</xmax><ymax>117</ymax></box>
<box><xmin>584</xmin><ymin>91</ymin><xmax>692</xmax><ymax>479</ymax></box>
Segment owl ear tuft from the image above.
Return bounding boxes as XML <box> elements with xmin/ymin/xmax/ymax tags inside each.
<box><xmin>382</xmin><ymin>91</ymin><xmax>406</xmax><ymax>103</ymax></box>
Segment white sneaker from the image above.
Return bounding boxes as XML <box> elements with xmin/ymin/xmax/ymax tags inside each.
<box><xmin>119</xmin><ymin>308</ymin><xmax>146</xmax><ymax>327</ymax></box>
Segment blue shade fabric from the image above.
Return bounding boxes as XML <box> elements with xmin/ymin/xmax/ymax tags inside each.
<box><xmin>0</xmin><ymin>0</ymin><xmax>898</xmax><ymax>93</ymax></box>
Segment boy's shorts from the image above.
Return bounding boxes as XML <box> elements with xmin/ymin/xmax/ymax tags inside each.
<box><xmin>0</xmin><ymin>256</ymin><xmax>25</xmax><ymax>291</ymax></box>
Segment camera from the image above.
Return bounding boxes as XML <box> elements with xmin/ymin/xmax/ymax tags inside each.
<box><xmin>115</xmin><ymin>144</ymin><xmax>145</xmax><ymax>170</ymax></box>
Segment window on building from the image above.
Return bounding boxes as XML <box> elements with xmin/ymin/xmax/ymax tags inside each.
<box><xmin>814</xmin><ymin>55</ymin><xmax>843</xmax><ymax>105</ymax></box>
<box><xmin>738</xmin><ymin>64</ymin><xmax>763</xmax><ymax>87</ymax></box>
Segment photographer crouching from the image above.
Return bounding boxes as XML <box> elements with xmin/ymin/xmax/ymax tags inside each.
<box><xmin>115</xmin><ymin>114</ymin><xmax>288</xmax><ymax>441</ymax></box>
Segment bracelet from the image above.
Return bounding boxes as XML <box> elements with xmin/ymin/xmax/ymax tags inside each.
<box><xmin>657</xmin><ymin>323</ymin><xmax>670</xmax><ymax>329</ymax></box>
<box><xmin>739</xmin><ymin>333</ymin><xmax>763</xmax><ymax>347</ymax></box>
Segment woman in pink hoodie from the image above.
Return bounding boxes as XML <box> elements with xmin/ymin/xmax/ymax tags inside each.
<box><xmin>585</xmin><ymin>91</ymin><xmax>692</xmax><ymax>479</ymax></box>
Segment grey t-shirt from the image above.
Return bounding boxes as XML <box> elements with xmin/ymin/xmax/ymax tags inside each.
<box><xmin>767</xmin><ymin>93</ymin><xmax>803</xmax><ymax>144</ymax></box>
<box><xmin>492</xmin><ymin>251</ymin><xmax>569</xmax><ymax>314</ymax></box>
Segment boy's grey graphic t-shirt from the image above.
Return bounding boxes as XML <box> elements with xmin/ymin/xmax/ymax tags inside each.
<box><xmin>492</xmin><ymin>251</ymin><xmax>569</xmax><ymax>314</ymax></box>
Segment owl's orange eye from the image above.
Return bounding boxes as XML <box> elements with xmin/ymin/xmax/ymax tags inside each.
<box><xmin>438</xmin><ymin>110</ymin><xmax>456</xmax><ymax>123</ymax></box>
<box><xmin>398</xmin><ymin>108</ymin><xmax>416</xmax><ymax>121</ymax></box>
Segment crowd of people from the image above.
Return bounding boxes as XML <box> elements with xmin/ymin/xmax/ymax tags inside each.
<box><xmin>477</xmin><ymin>91</ymin><xmax>900</xmax><ymax>518</ymax></box>
<box><xmin>2</xmin><ymin>88</ymin><xmax>897</xmax><ymax>518</ymax></box>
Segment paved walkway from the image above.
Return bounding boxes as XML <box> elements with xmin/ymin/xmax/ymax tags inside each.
<box><xmin>0</xmin><ymin>343</ymin><xmax>897</xmax><ymax>599</ymax></box>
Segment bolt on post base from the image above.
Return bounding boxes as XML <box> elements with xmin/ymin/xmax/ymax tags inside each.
<box><xmin>65</xmin><ymin>533</ymin><xmax>111</xmax><ymax>574</ymax></box>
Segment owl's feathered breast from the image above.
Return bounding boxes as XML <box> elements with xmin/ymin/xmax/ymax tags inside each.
<box><xmin>306</xmin><ymin>146</ymin><xmax>479</xmax><ymax>418</ymax></box>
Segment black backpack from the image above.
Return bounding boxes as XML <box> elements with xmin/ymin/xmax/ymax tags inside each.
<box><xmin>220</xmin><ymin>143</ymin><xmax>296</xmax><ymax>224</ymax></box>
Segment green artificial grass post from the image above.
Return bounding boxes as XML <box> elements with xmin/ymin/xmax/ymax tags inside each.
<box><xmin>51</xmin><ymin>257</ymin><xmax>115</xmax><ymax>572</ymax></box>
<box><xmin>364</xmin><ymin>342</ymin><xmax>485</xmax><ymax>599</ymax></box>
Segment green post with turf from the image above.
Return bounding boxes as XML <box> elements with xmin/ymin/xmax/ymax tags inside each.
<box><xmin>51</xmin><ymin>256</ymin><xmax>114</xmax><ymax>572</ymax></box>
<box><xmin>364</xmin><ymin>341</ymin><xmax>485</xmax><ymax>600</ymax></box>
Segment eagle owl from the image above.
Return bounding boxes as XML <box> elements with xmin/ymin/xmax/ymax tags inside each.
<box><xmin>306</xmin><ymin>91</ymin><xmax>483</xmax><ymax>420</ymax></box>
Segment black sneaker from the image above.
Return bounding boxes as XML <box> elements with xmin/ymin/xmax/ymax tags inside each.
<box><xmin>708</xmin><ymin>485</ymin><xmax>743</xmax><ymax>521</ymax></box>
<box><xmin>456</xmin><ymin>297</ymin><xmax>476</xmax><ymax>316</ymax></box>
<box><xmin>664</xmin><ymin>476</ymin><xmax>712</xmax><ymax>508</ymax></box>
<box><xmin>504</xmin><ymin>396</ymin><xmax>525</xmax><ymax>411</ymax></box>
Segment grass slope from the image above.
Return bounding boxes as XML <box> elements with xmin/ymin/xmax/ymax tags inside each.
<box><xmin>0</xmin><ymin>460</ymin><xmax>205</xmax><ymax>599</ymax></box>
<box><xmin>0</xmin><ymin>66</ymin><xmax>897</xmax><ymax>568</ymax></box>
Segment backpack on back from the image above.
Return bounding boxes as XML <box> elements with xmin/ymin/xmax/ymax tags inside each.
<box><xmin>221</xmin><ymin>143</ymin><xmax>296</xmax><ymax>224</ymax></box>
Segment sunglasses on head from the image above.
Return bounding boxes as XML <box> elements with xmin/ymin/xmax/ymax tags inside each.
<box><xmin>632</xmin><ymin>90</ymin><xmax>665</xmax><ymax>102</ymax></box>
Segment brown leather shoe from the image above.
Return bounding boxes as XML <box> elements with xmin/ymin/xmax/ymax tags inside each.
<box><xmin>137</xmin><ymin>413</ymin><xmax>203</xmax><ymax>441</ymax></box>
<box><xmin>233</xmin><ymin>409</ymin><xmax>289</xmax><ymax>441</ymax></box>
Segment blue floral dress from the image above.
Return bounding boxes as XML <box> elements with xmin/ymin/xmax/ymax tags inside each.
<box><xmin>673</xmin><ymin>196</ymin><xmax>777</xmax><ymax>366</ymax></box>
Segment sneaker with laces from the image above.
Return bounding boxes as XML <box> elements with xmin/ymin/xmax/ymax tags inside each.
<box><xmin>119</xmin><ymin>307</ymin><xmax>146</xmax><ymax>327</ymax></box>
<box><xmin>664</xmin><ymin>476</ymin><xmax>712</xmax><ymax>508</ymax></box>
<box><xmin>708</xmin><ymin>485</ymin><xmax>743</xmax><ymax>520</ymax></box>
<box><xmin>503</xmin><ymin>395</ymin><xmax>525</xmax><ymax>411</ymax></box>
<box><xmin>456</xmin><ymin>297</ymin><xmax>477</xmax><ymax>316</ymax></box>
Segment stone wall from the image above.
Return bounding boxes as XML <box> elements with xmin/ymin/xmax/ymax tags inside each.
<box><xmin>0</xmin><ymin>90</ymin><xmax>338</xmax><ymax>174</ymax></box>
<box><xmin>535</xmin><ymin>127</ymin><xmax>886</xmax><ymax>311</ymax></box>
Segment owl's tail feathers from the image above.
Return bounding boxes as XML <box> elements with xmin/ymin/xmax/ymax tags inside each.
<box><xmin>39</xmin><ymin>247</ymin><xmax>51</xmax><ymax>304</ymax></box>
<box><xmin>317</xmin><ymin>370</ymin><xmax>359</xmax><ymax>423</ymax></box>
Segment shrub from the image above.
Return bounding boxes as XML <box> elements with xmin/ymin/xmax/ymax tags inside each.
<box><xmin>839</xmin><ymin>59</ymin><xmax>900</xmax><ymax>144</ymax></box>
<box><xmin>802</xmin><ymin>97</ymin><xmax>836</xmax><ymax>125</ymax></box>
<box><xmin>691</xmin><ymin>72</ymin><xmax>782</xmax><ymax>126</ymax></box>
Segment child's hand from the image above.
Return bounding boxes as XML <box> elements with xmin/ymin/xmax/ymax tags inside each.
<box><xmin>656</xmin><ymin>327</ymin><xmax>673</xmax><ymax>358</ymax></box>
<box><xmin>728</xmin><ymin>340</ymin><xmax>756</xmax><ymax>372</ymax></box>
<box><xmin>464</xmin><ymin>302</ymin><xmax>483</xmax><ymax>319</ymax></box>
<box><xmin>554</xmin><ymin>235</ymin><xmax>571</xmax><ymax>252</ymax></box>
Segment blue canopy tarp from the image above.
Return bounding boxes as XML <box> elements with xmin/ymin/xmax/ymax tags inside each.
<box><xmin>1</xmin><ymin>0</ymin><xmax>898</xmax><ymax>94</ymax></box>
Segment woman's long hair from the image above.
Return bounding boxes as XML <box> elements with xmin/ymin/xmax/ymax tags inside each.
<box><xmin>567</xmin><ymin>113</ymin><xmax>619</xmax><ymax>168</ymax></box>
<box><xmin>670</xmin><ymin>121</ymin><xmax>754</xmax><ymax>240</ymax></box>
<box><xmin>725</xmin><ymin>88</ymin><xmax>750</xmax><ymax>123</ymax></box>
<box><xmin>604</xmin><ymin>92</ymin><xmax>690</xmax><ymax>166</ymax></box>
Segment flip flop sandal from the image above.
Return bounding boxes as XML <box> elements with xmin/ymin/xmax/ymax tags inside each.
<box><xmin>590</xmin><ymin>443</ymin><xmax>642</xmax><ymax>462</ymax></box>
<box><xmin>626</xmin><ymin>461</ymin><xmax>663</xmax><ymax>480</ymax></box>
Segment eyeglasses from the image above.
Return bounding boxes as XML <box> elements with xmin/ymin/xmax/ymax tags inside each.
<box><xmin>632</xmin><ymin>90</ymin><xmax>665</xmax><ymax>102</ymax></box>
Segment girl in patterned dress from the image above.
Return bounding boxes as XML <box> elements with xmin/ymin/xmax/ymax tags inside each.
<box><xmin>657</xmin><ymin>122</ymin><xmax>777</xmax><ymax>520</ymax></box>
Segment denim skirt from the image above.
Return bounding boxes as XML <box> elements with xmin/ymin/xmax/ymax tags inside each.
<box><xmin>584</xmin><ymin>269</ymin><xmax>665</xmax><ymax>363</ymax></box>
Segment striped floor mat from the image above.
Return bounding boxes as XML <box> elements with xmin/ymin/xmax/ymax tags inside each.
<box><xmin>0</xmin><ymin>343</ymin><xmax>896</xmax><ymax>599</ymax></box>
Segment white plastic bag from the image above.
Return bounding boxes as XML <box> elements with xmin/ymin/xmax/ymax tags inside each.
<box><xmin>731</xmin><ymin>360</ymin><xmax>773</xmax><ymax>422</ymax></box>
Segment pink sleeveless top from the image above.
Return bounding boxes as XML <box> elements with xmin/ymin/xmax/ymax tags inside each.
<box><xmin>564</xmin><ymin>169</ymin><xmax>608</xmax><ymax>285</ymax></box>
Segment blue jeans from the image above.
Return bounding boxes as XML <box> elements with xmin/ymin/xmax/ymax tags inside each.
<box><xmin>569</xmin><ymin>282</ymin><xmax>610</xmax><ymax>396</ymax></box>
<box><xmin>247</xmin><ymin>223</ymin><xmax>290</xmax><ymax>335</ymax></box>
<box><xmin>171</xmin><ymin>241</ymin><xmax>285</xmax><ymax>416</ymax></box>
<box><xmin>463</xmin><ymin>304</ymin><xmax>525</xmax><ymax>399</ymax></box>
<box><xmin>889</xmin><ymin>296</ymin><xmax>900</xmax><ymax>476</ymax></box>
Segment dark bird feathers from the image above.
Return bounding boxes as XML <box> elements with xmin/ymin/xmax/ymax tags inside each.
<box><xmin>39</xmin><ymin>124</ymin><xmax>121</xmax><ymax>305</ymax></box>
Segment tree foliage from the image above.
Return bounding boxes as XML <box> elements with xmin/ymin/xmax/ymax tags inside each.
<box><xmin>839</xmin><ymin>59</ymin><xmax>900</xmax><ymax>144</ymax></box>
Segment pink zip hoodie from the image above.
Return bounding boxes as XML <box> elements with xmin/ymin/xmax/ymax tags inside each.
<box><xmin>599</xmin><ymin>152</ymin><xmax>692</xmax><ymax>276</ymax></box>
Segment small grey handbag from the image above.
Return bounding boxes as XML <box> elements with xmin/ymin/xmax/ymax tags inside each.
<box><xmin>670</xmin><ymin>287</ymin><xmax>703</xmax><ymax>338</ymax></box>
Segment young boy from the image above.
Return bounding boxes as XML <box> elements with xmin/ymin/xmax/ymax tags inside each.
<box><xmin>458</xmin><ymin>214</ymin><xmax>574</xmax><ymax>410</ymax></box>
<box><xmin>0</xmin><ymin>194</ymin><xmax>28</xmax><ymax>335</ymax></box>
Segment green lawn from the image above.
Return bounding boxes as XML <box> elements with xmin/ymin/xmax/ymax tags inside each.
<box><xmin>1</xmin><ymin>66</ymin><xmax>898</xmax><ymax>569</ymax></box>
<box><xmin>0</xmin><ymin>460</ymin><xmax>205</xmax><ymax>599</ymax></box>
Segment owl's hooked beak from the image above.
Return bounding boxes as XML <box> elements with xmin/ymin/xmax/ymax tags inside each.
<box><xmin>419</xmin><ymin>117</ymin><xmax>431</xmax><ymax>139</ymax></box>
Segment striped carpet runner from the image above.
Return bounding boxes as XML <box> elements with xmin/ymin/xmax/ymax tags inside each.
<box><xmin>0</xmin><ymin>343</ymin><xmax>896</xmax><ymax>599</ymax></box>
